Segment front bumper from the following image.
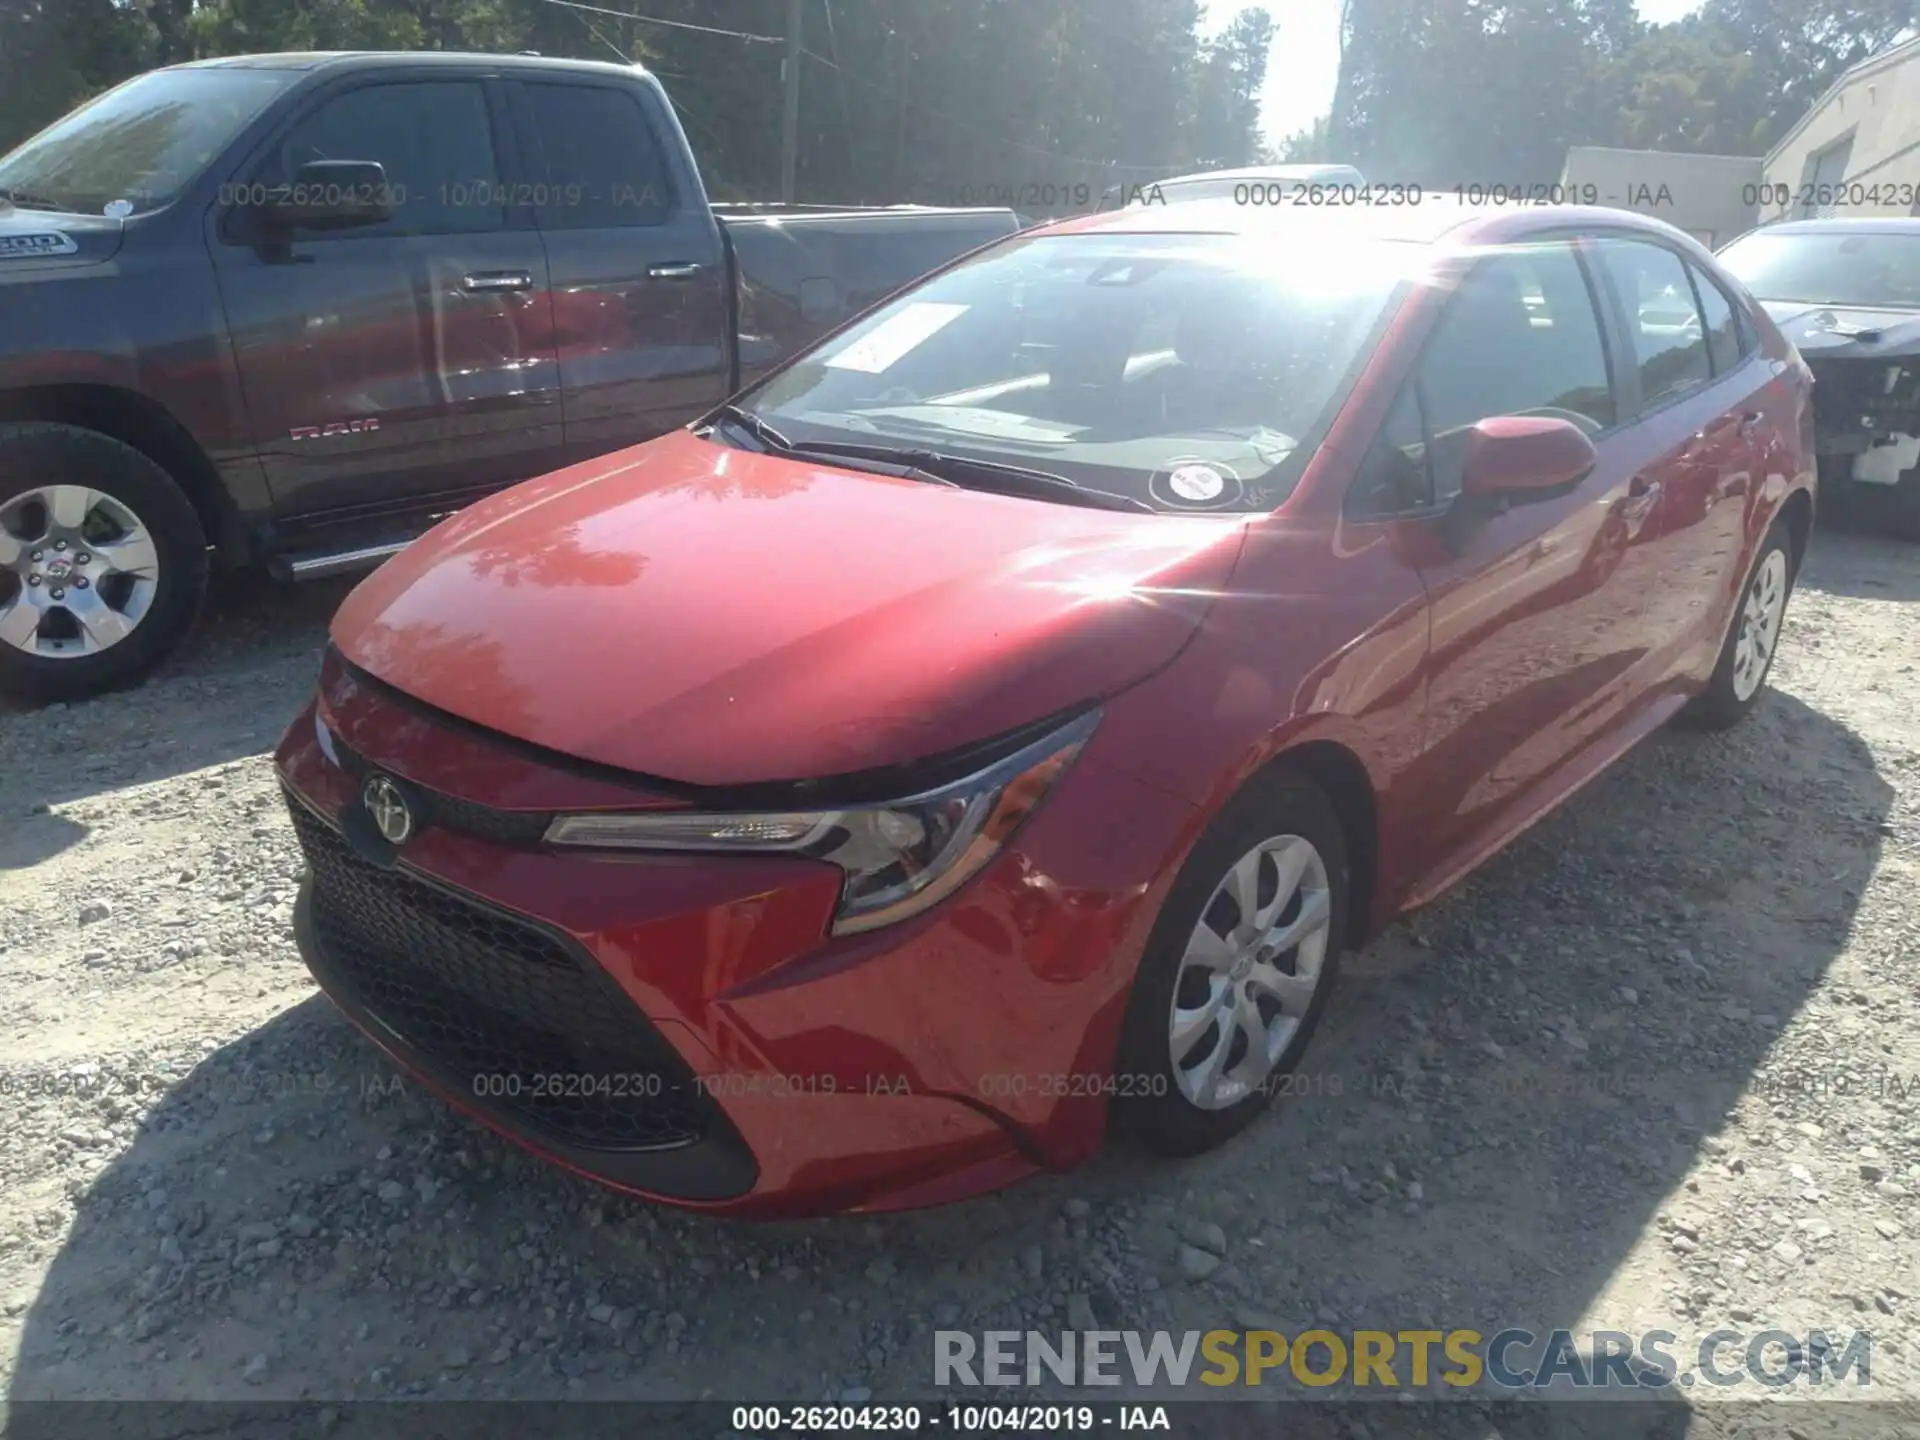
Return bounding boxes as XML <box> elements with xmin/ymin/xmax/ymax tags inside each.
<box><xmin>275</xmin><ymin>657</ymin><xmax>1197</xmax><ymax>1218</ymax></box>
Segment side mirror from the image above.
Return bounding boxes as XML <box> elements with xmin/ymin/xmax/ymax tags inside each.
<box><xmin>262</xmin><ymin>160</ymin><xmax>394</xmax><ymax>233</ymax></box>
<box><xmin>1458</xmin><ymin>416</ymin><xmax>1597</xmax><ymax>503</ymax></box>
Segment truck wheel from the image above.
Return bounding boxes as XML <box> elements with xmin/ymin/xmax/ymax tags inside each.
<box><xmin>0</xmin><ymin>423</ymin><xmax>208</xmax><ymax>703</ymax></box>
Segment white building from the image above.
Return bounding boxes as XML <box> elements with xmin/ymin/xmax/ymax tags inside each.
<box><xmin>1760</xmin><ymin>35</ymin><xmax>1920</xmax><ymax>223</ymax></box>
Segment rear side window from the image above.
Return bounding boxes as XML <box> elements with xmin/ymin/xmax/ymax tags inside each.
<box><xmin>1417</xmin><ymin>243</ymin><xmax>1614</xmax><ymax>503</ymax></box>
<box><xmin>265</xmin><ymin>81</ymin><xmax>501</xmax><ymax>236</ymax></box>
<box><xmin>1688</xmin><ymin>262</ymin><xmax>1745</xmax><ymax>375</ymax></box>
<box><xmin>1593</xmin><ymin>240</ymin><xmax>1711</xmax><ymax>407</ymax></box>
<box><xmin>524</xmin><ymin>84</ymin><xmax>674</xmax><ymax>228</ymax></box>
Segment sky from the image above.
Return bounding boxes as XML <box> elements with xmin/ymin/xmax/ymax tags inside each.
<box><xmin>1200</xmin><ymin>0</ymin><xmax>1709</xmax><ymax>144</ymax></box>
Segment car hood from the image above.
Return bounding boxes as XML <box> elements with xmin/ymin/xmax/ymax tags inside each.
<box><xmin>1758</xmin><ymin>300</ymin><xmax>1920</xmax><ymax>360</ymax></box>
<box><xmin>331</xmin><ymin>430</ymin><xmax>1246</xmax><ymax>788</ymax></box>
<box><xmin>0</xmin><ymin>207</ymin><xmax>124</xmax><ymax>271</ymax></box>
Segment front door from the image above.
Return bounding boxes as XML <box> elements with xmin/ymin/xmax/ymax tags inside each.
<box><xmin>212</xmin><ymin>74</ymin><xmax>563</xmax><ymax>522</ymax></box>
<box><xmin>1388</xmin><ymin>240</ymin><xmax>1652</xmax><ymax>886</ymax></box>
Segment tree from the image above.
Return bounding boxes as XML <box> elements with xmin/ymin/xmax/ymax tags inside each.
<box><xmin>1190</xmin><ymin>8</ymin><xmax>1274</xmax><ymax>170</ymax></box>
<box><xmin>0</xmin><ymin>0</ymin><xmax>1288</xmax><ymax>209</ymax></box>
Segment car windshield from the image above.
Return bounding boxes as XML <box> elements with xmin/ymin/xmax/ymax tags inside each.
<box><xmin>0</xmin><ymin>67</ymin><xmax>299</xmax><ymax>217</ymax></box>
<box><xmin>736</xmin><ymin>230</ymin><xmax>1415</xmax><ymax>514</ymax></box>
<box><xmin>1718</xmin><ymin>230</ymin><xmax>1920</xmax><ymax>310</ymax></box>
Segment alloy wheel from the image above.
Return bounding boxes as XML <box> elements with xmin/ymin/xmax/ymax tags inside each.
<box><xmin>1731</xmin><ymin>548</ymin><xmax>1787</xmax><ymax>703</ymax></box>
<box><xmin>1167</xmin><ymin>833</ymin><xmax>1333</xmax><ymax>1111</ymax></box>
<box><xmin>0</xmin><ymin>485</ymin><xmax>161</xmax><ymax>658</ymax></box>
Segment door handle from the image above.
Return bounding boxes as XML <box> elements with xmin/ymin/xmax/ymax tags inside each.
<box><xmin>1737</xmin><ymin>410</ymin><xmax>1764</xmax><ymax>435</ymax></box>
<box><xmin>462</xmin><ymin>270</ymin><xmax>533</xmax><ymax>293</ymax></box>
<box><xmin>646</xmin><ymin>262</ymin><xmax>704</xmax><ymax>281</ymax></box>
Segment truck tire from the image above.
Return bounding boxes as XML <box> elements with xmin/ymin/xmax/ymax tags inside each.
<box><xmin>0</xmin><ymin>423</ymin><xmax>209</xmax><ymax>703</ymax></box>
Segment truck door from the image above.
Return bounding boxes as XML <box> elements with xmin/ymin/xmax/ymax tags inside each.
<box><xmin>212</xmin><ymin>73</ymin><xmax>563</xmax><ymax>521</ymax></box>
<box><xmin>508</xmin><ymin>77</ymin><xmax>730</xmax><ymax>461</ymax></box>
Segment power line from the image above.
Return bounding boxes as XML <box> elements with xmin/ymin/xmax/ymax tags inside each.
<box><xmin>534</xmin><ymin>0</ymin><xmax>784</xmax><ymax>44</ymax></box>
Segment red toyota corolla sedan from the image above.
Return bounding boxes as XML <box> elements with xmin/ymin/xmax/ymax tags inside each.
<box><xmin>277</xmin><ymin>198</ymin><xmax>1815</xmax><ymax>1218</ymax></box>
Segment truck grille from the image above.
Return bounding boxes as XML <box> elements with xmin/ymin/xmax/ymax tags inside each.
<box><xmin>288</xmin><ymin>798</ymin><xmax>712</xmax><ymax>1152</ymax></box>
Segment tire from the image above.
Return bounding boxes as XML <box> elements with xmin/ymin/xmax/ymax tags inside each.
<box><xmin>1113</xmin><ymin>767</ymin><xmax>1351</xmax><ymax>1158</ymax></box>
<box><xmin>0</xmin><ymin>423</ymin><xmax>208</xmax><ymax>703</ymax></box>
<box><xmin>1679</xmin><ymin>519</ymin><xmax>1795</xmax><ymax>732</ymax></box>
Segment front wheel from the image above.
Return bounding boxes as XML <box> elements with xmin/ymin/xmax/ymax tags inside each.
<box><xmin>1113</xmin><ymin>769</ymin><xmax>1350</xmax><ymax>1158</ymax></box>
<box><xmin>0</xmin><ymin>423</ymin><xmax>208</xmax><ymax>703</ymax></box>
<box><xmin>1680</xmin><ymin>519</ymin><xmax>1794</xmax><ymax>731</ymax></box>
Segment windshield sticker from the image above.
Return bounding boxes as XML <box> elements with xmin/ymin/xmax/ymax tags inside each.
<box><xmin>1151</xmin><ymin>457</ymin><xmax>1244</xmax><ymax>509</ymax></box>
<box><xmin>1169</xmin><ymin>463</ymin><xmax>1229</xmax><ymax>501</ymax></box>
<box><xmin>823</xmin><ymin>302</ymin><xmax>969</xmax><ymax>373</ymax></box>
<box><xmin>0</xmin><ymin>232</ymin><xmax>79</xmax><ymax>259</ymax></box>
<box><xmin>103</xmin><ymin>199</ymin><xmax>134</xmax><ymax>219</ymax></box>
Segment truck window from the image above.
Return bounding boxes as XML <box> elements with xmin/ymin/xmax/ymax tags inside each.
<box><xmin>523</xmin><ymin>84</ymin><xmax>674</xmax><ymax>229</ymax></box>
<box><xmin>0</xmin><ymin>67</ymin><xmax>299</xmax><ymax>217</ymax></box>
<box><xmin>260</xmin><ymin>81</ymin><xmax>502</xmax><ymax>236</ymax></box>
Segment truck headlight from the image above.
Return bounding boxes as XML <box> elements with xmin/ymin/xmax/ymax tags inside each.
<box><xmin>543</xmin><ymin>711</ymin><xmax>1098</xmax><ymax>934</ymax></box>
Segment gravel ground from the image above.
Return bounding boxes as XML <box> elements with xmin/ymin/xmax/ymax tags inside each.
<box><xmin>1</xmin><ymin>532</ymin><xmax>1917</xmax><ymax>1434</ymax></box>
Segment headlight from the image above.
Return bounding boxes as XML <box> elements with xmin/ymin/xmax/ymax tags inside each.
<box><xmin>544</xmin><ymin>711</ymin><xmax>1099</xmax><ymax>934</ymax></box>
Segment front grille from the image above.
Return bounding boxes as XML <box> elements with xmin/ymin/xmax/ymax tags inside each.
<box><xmin>326</xmin><ymin>730</ymin><xmax>555</xmax><ymax>847</ymax></box>
<box><xmin>289</xmin><ymin>799</ymin><xmax>713</xmax><ymax>1151</ymax></box>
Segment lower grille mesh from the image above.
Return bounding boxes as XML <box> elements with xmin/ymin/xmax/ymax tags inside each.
<box><xmin>289</xmin><ymin>799</ymin><xmax>712</xmax><ymax>1151</ymax></box>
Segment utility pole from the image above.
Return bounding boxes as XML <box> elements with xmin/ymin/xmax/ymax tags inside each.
<box><xmin>780</xmin><ymin>0</ymin><xmax>802</xmax><ymax>203</ymax></box>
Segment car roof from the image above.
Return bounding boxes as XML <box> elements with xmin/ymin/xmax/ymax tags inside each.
<box><xmin>1035</xmin><ymin>195</ymin><xmax>1701</xmax><ymax>250</ymax></box>
<box><xmin>171</xmin><ymin>51</ymin><xmax>650</xmax><ymax>79</ymax></box>
<box><xmin>1734</xmin><ymin>217</ymin><xmax>1920</xmax><ymax>237</ymax></box>
<box><xmin>1156</xmin><ymin>164</ymin><xmax>1363</xmax><ymax>186</ymax></box>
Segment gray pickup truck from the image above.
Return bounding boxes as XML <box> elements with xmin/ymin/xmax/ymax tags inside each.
<box><xmin>0</xmin><ymin>51</ymin><xmax>1017</xmax><ymax>701</ymax></box>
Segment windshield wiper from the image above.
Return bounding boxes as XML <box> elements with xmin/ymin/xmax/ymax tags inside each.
<box><xmin>780</xmin><ymin>441</ymin><xmax>1155</xmax><ymax>513</ymax></box>
<box><xmin>710</xmin><ymin>412</ymin><xmax>1152</xmax><ymax>511</ymax></box>
<box><xmin>710</xmin><ymin>410</ymin><xmax>957</xmax><ymax>485</ymax></box>
<box><xmin>711</xmin><ymin>403</ymin><xmax>794</xmax><ymax>453</ymax></box>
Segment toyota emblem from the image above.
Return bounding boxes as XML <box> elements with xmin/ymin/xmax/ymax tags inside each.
<box><xmin>361</xmin><ymin>774</ymin><xmax>413</xmax><ymax>846</ymax></box>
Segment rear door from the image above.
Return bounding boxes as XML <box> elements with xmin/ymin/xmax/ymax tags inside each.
<box><xmin>1586</xmin><ymin>238</ymin><xmax>1767</xmax><ymax>682</ymax></box>
<box><xmin>509</xmin><ymin>77</ymin><xmax>730</xmax><ymax>461</ymax></box>
<box><xmin>1369</xmin><ymin>239</ymin><xmax>1651</xmax><ymax>871</ymax></box>
<box><xmin>213</xmin><ymin>72</ymin><xmax>563</xmax><ymax>521</ymax></box>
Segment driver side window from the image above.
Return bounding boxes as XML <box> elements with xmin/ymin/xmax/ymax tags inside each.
<box><xmin>258</xmin><ymin>80</ymin><xmax>502</xmax><ymax>237</ymax></box>
<box><xmin>1418</xmin><ymin>243</ymin><xmax>1614</xmax><ymax>503</ymax></box>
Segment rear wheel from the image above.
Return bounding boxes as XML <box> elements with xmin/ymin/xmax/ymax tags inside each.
<box><xmin>0</xmin><ymin>424</ymin><xmax>208</xmax><ymax>703</ymax></box>
<box><xmin>1680</xmin><ymin>520</ymin><xmax>1794</xmax><ymax>732</ymax></box>
<box><xmin>1114</xmin><ymin>769</ymin><xmax>1350</xmax><ymax>1157</ymax></box>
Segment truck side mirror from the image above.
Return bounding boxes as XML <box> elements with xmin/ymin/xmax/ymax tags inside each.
<box><xmin>262</xmin><ymin>160</ymin><xmax>395</xmax><ymax>233</ymax></box>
